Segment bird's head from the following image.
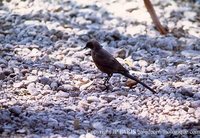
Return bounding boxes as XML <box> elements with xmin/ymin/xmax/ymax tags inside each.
<box><xmin>84</xmin><ymin>39</ymin><xmax>101</xmax><ymax>50</ymax></box>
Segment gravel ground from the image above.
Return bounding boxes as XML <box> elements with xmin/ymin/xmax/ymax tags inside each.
<box><xmin>0</xmin><ymin>0</ymin><xmax>200</xmax><ymax>137</ymax></box>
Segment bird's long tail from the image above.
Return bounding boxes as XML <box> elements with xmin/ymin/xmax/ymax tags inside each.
<box><xmin>122</xmin><ymin>72</ymin><xmax>156</xmax><ymax>93</ymax></box>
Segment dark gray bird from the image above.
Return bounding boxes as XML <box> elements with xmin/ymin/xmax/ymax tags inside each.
<box><xmin>84</xmin><ymin>39</ymin><xmax>156</xmax><ymax>93</ymax></box>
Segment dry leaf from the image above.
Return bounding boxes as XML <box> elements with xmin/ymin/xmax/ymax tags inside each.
<box><xmin>73</xmin><ymin>118</ymin><xmax>80</xmax><ymax>130</ymax></box>
<box><xmin>126</xmin><ymin>78</ymin><xmax>137</xmax><ymax>88</ymax></box>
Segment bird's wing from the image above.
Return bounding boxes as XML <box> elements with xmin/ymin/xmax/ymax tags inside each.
<box><xmin>92</xmin><ymin>49</ymin><xmax>127</xmax><ymax>74</ymax></box>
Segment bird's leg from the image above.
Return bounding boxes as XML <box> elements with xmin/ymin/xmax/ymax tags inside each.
<box><xmin>103</xmin><ymin>74</ymin><xmax>112</xmax><ymax>85</ymax></box>
<box><xmin>103</xmin><ymin>74</ymin><xmax>112</xmax><ymax>90</ymax></box>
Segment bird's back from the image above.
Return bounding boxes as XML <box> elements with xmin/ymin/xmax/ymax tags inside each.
<box><xmin>91</xmin><ymin>48</ymin><xmax>128</xmax><ymax>75</ymax></box>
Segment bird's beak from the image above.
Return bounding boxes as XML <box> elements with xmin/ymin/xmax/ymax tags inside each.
<box><xmin>82</xmin><ymin>46</ymin><xmax>87</xmax><ymax>50</ymax></box>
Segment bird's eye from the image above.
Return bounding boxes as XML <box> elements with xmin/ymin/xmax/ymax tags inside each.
<box><xmin>86</xmin><ymin>42</ymin><xmax>93</xmax><ymax>49</ymax></box>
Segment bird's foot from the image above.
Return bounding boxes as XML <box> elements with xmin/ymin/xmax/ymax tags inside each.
<box><xmin>102</xmin><ymin>84</ymin><xmax>110</xmax><ymax>91</ymax></box>
<box><xmin>103</xmin><ymin>78</ymin><xmax>108</xmax><ymax>85</ymax></box>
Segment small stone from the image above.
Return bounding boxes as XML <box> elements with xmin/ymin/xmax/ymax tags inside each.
<box><xmin>0</xmin><ymin>110</ymin><xmax>11</xmax><ymax>122</ymax></box>
<box><xmin>194</xmin><ymin>92</ymin><xmax>200</xmax><ymax>98</ymax></box>
<box><xmin>44</xmin><ymin>128</ymin><xmax>53</xmax><ymax>134</ymax></box>
<box><xmin>194</xmin><ymin>108</ymin><xmax>200</xmax><ymax>118</ymax></box>
<box><xmin>184</xmin><ymin>11</ymin><xmax>197</xmax><ymax>20</ymax></box>
<box><xmin>92</xmin><ymin>122</ymin><xmax>104</xmax><ymax>130</ymax></box>
<box><xmin>31</xmin><ymin>69</ymin><xmax>38</xmax><ymax>75</ymax></box>
<box><xmin>163</xmin><ymin>105</ymin><xmax>174</xmax><ymax>113</ymax></box>
<box><xmin>0</xmin><ymin>72</ymin><xmax>5</xmax><ymax>80</ymax></box>
<box><xmin>68</xmin><ymin>134</ymin><xmax>79</xmax><ymax>138</ymax></box>
<box><xmin>178</xmin><ymin>88</ymin><xmax>193</xmax><ymax>97</ymax></box>
<box><xmin>115</xmin><ymin>91</ymin><xmax>128</xmax><ymax>96</ymax></box>
<box><xmin>140</xmin><ymin>111</ymin><xmax>148</xmax><ymax>118</ymax></box>
<box><xmin>103</xmin><ymin>46</ymin><xmax>118</xmax><ymax>56</ymax></box>
<box><xmin>127</xmin><ymin>38</ymin><xmax>137</xmax><ymax>45</ymax></box>
<box><xmin>138</xmin><ymin>60</ymin><xmax>148</xmax><ymax>67</ymax></box>
<box><xmin>85</xmin><ymin>133</ymin><xmax>96</xmax><ymax>138</ymax></box>
<box><xmin>16</xmin><ymin>128</ymin><xmax>26</xmax><ymax>134</ymax></box>
<box><xmin>87</xmin><ymin>96</ymin><xmax>100</xmax><ymax>103</ymax></box>
<box><xmin>191</xmin><ymin>100</ymin><xmax>200</xmax><ymax>108</ymax></box>
<box><xmin>55</xmin><ymin>91</ymin><xmax>69</xmax><ymax>98</ymax></box>
<box><xmin>50</xmin><ymin>81</ymin><xmax>58</xmax><ymax>90</ymax></box>
<box><xmin>13</xmin><ymin>82</ymin><xmax>24</xmax><ymax>88</ymax></box>
<box><xmin>48</xmin><ymin>118</ymin><xmax>58</xmax><ymax>128</ymax></box>
<box><xmin>27</xmin><ymin>75</ymin><xmax>38</xmax><ymax>83</ymax></box>
<box><xmin>54</xmin><ymin>62</ymin><xmax>66</xmax><ymax>69</ymax></box>
<box><xmin>156</xmin><ymin>37</ymin><xmax>178</xmax><ymax>50</ymax></box>
<box><xmin>116</xmin><ymin>49</ymin><xmax>126</xmax><ymax>59</ymax></box>
<box><xmin>3</xmin><ymin>124</ymin><xmax>14</xmax><ymax>133</ymax></box>
<box><xmin>0</xmin><ymin>59</ymin><xmax>7</xmax><ymax>65</ymax></box>
<box><xmin>58</xmin><ymin>84</ymin><xmax>75</xmax><ymax>91</ymax></box>
<box><xmin>168</xmin><ymin>93</ymin><xmax>175</xmax><ymax>99</ymax></box>
<box><xmin>50</xmin><ymin>35</ymin><xmax>58</xmax><ymax>41</ymax></box>
<box><xmin>39</xmin><ymin>77</ymin><xmax>51</xmax><ymax>85</ymax></box>
<box><xmin>101</xmin><ymin>95</ymin><xmax>116</xmax><ymax>103</ymax></box>
<box><xmin>181</xmin><ymin>50</ymin><xmax>200</xmax><ymax>58</ymax></box>
<box><xmin>110</xmin><ymin>29</ymin><xmax>120</xmax><ymax>40</ymax></box>
<box><xmin>117</xmin><ymin>40</ymin><xmax>127</xmax><ymax>46</ymax></box>
<box><xmin>4</xmin><ymin>44</ymin><xmax>14</xmax><ymax>50</ymax></box>
<box><xmin>29</xmin><ymin>48</ymin><xmax>42</xmax><ymax>57</ymax></box>
<box><xmin>188</xmin><ymin>108</ymin><xmax>195</xmax><ymax>114</ymax></box>
<box><xmin>176</xmin><ymin>64</ymin><xmax>188</xmax><ymax>73</ymax></box>
<box><xmin>185</xmin><ymin>77</ymin><xmax>200</xmax><ymax>85</ymax></box>
<box><xmin>25</xmin><ymin>134</ymin><xmax>40</xmax><ymax>138</ymax></box>
<box><xmin>49</xmin><ymin>65</ymin><xmax>56</xmax><ymax>72</ymax></box>
<box><xmin>79</xmin><ymin>81</ymin><xmax>93</xmax><ymax>91</ymax></box>
<box><xmin>27</xmin><ymin>83</ymin><xmax>39</xmax><ymax>96</ymax></box>
<box><xmin>9</xmin><ymin>106</ymin><xmax>22</xmax><ymax>116</ymax></box>
<box><xmin>78</xmin><ymin>99</ymin><xmax>89</xmax><ymax>110</ymax></box>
